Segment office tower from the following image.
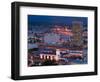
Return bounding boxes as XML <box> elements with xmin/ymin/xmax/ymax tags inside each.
<box><xmin>72</xmin><ymin>21</ymin><xmax>83</xmax><ymax>47</ymax></box>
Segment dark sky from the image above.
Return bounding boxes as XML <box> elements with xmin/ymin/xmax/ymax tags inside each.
<box><xmin>28</xmin><ymin>15</ymin><xmax>88</xmax><ymax>26</ymax></box>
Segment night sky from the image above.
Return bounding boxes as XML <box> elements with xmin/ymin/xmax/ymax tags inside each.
<box><xmin>28</xmin><ymin>15</ymin><xmax>88</xmax><ymax>26</ymax></box>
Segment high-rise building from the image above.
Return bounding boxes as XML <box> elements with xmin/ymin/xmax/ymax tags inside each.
<box><xmin>72</xmin><ymin>21</ymin><xmax>83</xmax><ymax>47</ymax></box>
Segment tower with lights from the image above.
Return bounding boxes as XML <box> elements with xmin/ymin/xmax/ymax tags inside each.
<box><xmin>72</xmin><ymin>21</ymin><xmax>83</xmax><ymax>47</ymax></box>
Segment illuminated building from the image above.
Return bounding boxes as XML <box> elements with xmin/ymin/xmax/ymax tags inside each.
<box><xmin>72</xmin><ymin>21</ymin><xmax>83</xmax><ymax>46</ymax></box>
<box><xmin>40</xmin><ymin>49</ymin><xmax>61</xmax><ymax>61</ymax></box>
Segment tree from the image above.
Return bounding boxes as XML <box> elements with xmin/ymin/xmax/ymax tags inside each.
<box><xmin>42</xmin><ymin>60</ymin><xmax>58</xmax><ymax>66</ymax></box>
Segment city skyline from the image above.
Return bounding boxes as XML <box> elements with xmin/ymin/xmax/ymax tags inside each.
<box><xmin>28</xmin><ymin>15</ymin><xmax>88</xmax><ymax>67</ymax></box>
